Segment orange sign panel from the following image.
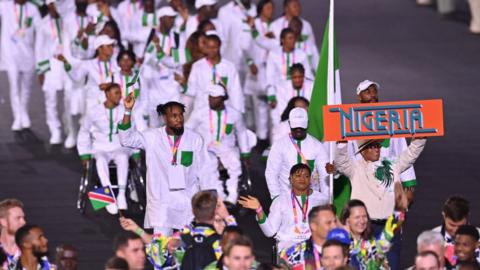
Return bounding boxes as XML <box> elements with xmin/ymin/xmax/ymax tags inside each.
<box><xmin>322</xmin><ymin>99</ymin><xmax>444</xmax><ymax>141</ymax></box>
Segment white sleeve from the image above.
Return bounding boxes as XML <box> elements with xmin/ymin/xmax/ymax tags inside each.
<box><xmin>234</xmin><ymin>113</ymin><xmax>249</xmax><ymax>155</ymax></box>
<box><xmin>228</xmin><ymin>68</ymin><xmax>245</xmax><ymax>113</ymax></box>
<box><xmin>394</xmin><ymin>139</ymin><xmax>427</xmax><ymax>175</ymax></box>
<box><xmin>265</xmin><ymin>143</ymin><xmax>283</xmax><ymax>198</ymax></box>
<box><xmin>258</xmin><ymin>197</ymin><xmax>283</xmax><ymax>237</ymax></box>
<box><xmin>118</xmin><ymin>122</ymin><xmax>146</xmax><ymax>149</ymax></box>
<box><xmin>77</xmin><ymin>111</ymin><xmax>93</xmax><ymax>157</ymax></box>
<box><xmin>334</xmin><ymin>143</ymin><xmax>355</xmax><ymax>179</ymax></box>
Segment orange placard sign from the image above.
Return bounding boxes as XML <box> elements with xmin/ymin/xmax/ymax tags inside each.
<box><xmin>322</xmin><ymin>99</ymin><xmax>444</xmax><ymax>141</ymax></box>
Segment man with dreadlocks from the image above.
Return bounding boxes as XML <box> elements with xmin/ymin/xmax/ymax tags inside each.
<box><xmin>334</xmin><ymin>137</ymin><xmax>426</xmax><ymax>234</ymax></box>
<box><xmin>118</xmin><ymin>96</ymin><xmax>221</xmax><ymax>236</ymax></box>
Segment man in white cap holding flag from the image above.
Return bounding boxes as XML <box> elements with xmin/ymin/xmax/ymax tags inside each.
<box><xmin>265</xmin><ymin>107</ymin><xmax>330</xmax><ymax>199</ymax></box>
<box><xmin>186</xmin><ymin>83</ymin><xmax>250</xmax><ymax>203</ymax></box>
<box><xmin>0</xmin><ymin>0</ymin><xmax>41</xmax><ymax>131</ymax></box>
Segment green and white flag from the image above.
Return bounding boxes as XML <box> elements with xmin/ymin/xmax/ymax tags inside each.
<box><xmin>307</xmin><ymin>0</ymin><xmax>345</xmax><ymax>207</ymax></box>
<box><xmin>307</xmin><ymin>0</ymin><xmax>341</xmax><ymax>141</ymax></box>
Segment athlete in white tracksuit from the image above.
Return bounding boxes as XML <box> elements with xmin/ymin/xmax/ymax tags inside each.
<box><xmin>119</xmin><ymin>98</ymin><xmax>221</xmax><ymax>235</ymax></box>
<box><xmin>186</xmin><ymin>84</ymin><xmax>250</xmax><ymax>203</ymax></box>
<box><xmin>187</xmin><ymin>33</ymin><xmax>245</xmax><ymax>113</ymax></box>
<box><xmin>115</xmin><ymin>0</ymin><xmax>143</xmax><ymax>47</ymax></box>
<box><xmin>77</xmin><ymin>83</ymin><xmax>132</xmax><ymax>215</ymax></box>
<box><xmin>265</xmin><ymin>108</ymin><xmax>329</xmax><ymax>199</ymax></box>
<box><xmin>65</xmin><ymin>35</ymin><xmax>120</xmax><ymax>110</ymax></box>
<box><xmin>265</xmin><ymin>28</ymin><xmax>312</xmax><ymax>132</ymax></box>
<box><xmin>0</xmin><ymin>0</ymin><xmax>41</xmax><ymax>131</ymax></box>
<box><xmin>242</xmin><ymin>0</ymin><xmax>275</xmax><ymax>142</ymax></box>
<box><xmin>35</xmin><ymin>1</ymin><xmax>74</xmax><ymax>145</ymax></box>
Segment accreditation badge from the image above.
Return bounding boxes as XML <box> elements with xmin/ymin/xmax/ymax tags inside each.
<box><xmin>167</xmin><ymin>164</ymin><xmax>186</xmax><ymax>190</ymax></box>
<box><xmin>294</xmin><ymin>222</ymin><xmax>310</xmax><ymax>240</ymax></box>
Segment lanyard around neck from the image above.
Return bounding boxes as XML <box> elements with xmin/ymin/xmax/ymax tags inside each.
<box><xmin>166</xmin><ymin>134</ymin><xmax>182</xmax><ymax>165</ymax></box>
<box><xmin>289</xmin><ymin>133</ymin><xmax>307</xmax><ymax>164</ymax></box>
<box><xmin>98</xmin><ymin>60</ymin><xmax>112</xmax><ymax>82</ymax></box>
<box><xmin>209</xmin><ymin>109</ymin><xmax>228</xmax><ymax>144</ymax></box>
<box><xmin>49</xmin><ymin>17</ymin><xmax>63</xmax><ymax>44</ymax></box>
<box><xmin>281</xmin><ymin>51</ymin><xmax>295</xmax><ymax>80</ymax></box>
<box><xmin>291</xmin><ymin>191</ymin><xmax>308</xmax><ymax>224</ymax></box>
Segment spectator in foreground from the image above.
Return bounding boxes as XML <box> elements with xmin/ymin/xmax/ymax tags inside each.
<box><xmin>416</xmin><ymin>230</ymin><xmax>453</xmax><ymax>269</ymax></box>
<box><xmin>0</xmin><ymin>198</ymin><xmax>26</xmax><ymax>268</ymax></box>
<box><xmin>105</xmin><ymin>256</ymin><xmax>129</xmax><ymax>270</ymax></box>
<box><xmin>55</xmin><ymin>244</ymin><xmax>78</xmax><ymax>270</ymax></box>
<box><xmin>321</xmin><ymin>239</ymin><xmax>349</xmax><ymax>270</ymax></box>
<box><xmin>222</xmin><ymin>236</ymin><xmax>256</xmax><ymax>270</ymax></box>
<box><xmin>432</xmin><ymin>195</ymin><xmax>480</xmax><ymax>266</ymax></box>
<box><xmin>454</xmin><ymin>225</ymin><xmax>480</xmax><ymax>265</ymax></box>
<box><xmin>15</xmin><ymin>224</ymin><xmax>54</xmax><ymax>270</ymax></box>
<box><xmin>414</xmin><ymin>251</ymin><xmax>441</xmax><ymax>270</ymax></box>
<box><xmin>113</xmin><ymin>232</ymin><xmax>146</xmax><ymax>270</ymax></box>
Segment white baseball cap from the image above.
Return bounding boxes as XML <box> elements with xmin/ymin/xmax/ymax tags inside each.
<box><xmin>289</xmin><ymin>108</ymin><xmax>308</xmax><ymax>129</ymax></box>
<box><xmin>45</xmin><ymin>0</ymin><xmax>55</xmax><ymax>5</ymax></box>
<box><xmin>208</xmin><ymin>84</ymin><xmax>226</xmax><ymax>97</ymax></box>
<box><xmin>205</xmin><ymin>30</ymin><xmax>219</xmax><ymax>37</ymax></box>
<box><xmin>157</xmin><ymin>6</ymin><xmax>178</xmax><ymax>18</ymax></box>
<box><xmin>195</xmin><ymin>0</ymin><xmax>217</xmax><ymax>9</ymax></box>
<box><xmin>94</xmin><ymin>35</ymin><xmax>116</xmax><ymax>50</ymax></box>
<box><xmin>356</xmin><ymin>80</ymin><xmax>380</xmax><ymax>95</ymax></box>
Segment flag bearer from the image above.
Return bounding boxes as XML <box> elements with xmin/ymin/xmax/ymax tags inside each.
<box><xmin>265</xmin><ymin>108</ymin><xmax>330</xmax><ymax>199</ymax></box>
<box><xmin>0</xmin><ymin>0</ymin><xmax>41</xmax><ymax>131</ymax></box>
<box><xmin>186</xmin><ymin>84</ymin><xmax>250</xmax><ymax>203</ymax></box>
<box><xmin>77</xmin><ymin>83</ymin><xmax>132</xmax><ymax>215</ymax></box>
<box><xmin>118</xmin><ymin>95</ymin><xmax>221</xmax><ymax>236</ymax></box>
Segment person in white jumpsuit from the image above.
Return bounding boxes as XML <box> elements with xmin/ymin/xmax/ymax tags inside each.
<box><xmin>123</xmin><ymin>0</ymin><xmax>156</xmax><ymax>58</ymax></box>
<box><xmin>0</xmin><ymin>0</ymin><xmax>41</xmax><ymax>131</ymax></box>
<box><xmin>265</xmin><ymin>108</ymin><xmax>330</xmax><ymax>199</ymax></box>
<box><xmin>270</xmin><ymin>0</ymin><xmax>316</xmax><ymax>50</ymax></box>
<box><xmin>141</xmin><ymin>6</ymin><xmax>187</xmax><ymax>128</ymax></box>
<box><xmin>288</xmin><ymin>16</ymin><xmax>318</xmax><ymax>73</ymax></box>
<box><xmin>239</xmin><ymin>163</ymin><xmax>329</xmax><ymax>250</ymax></box>
<box><xmin>186</xmin><ymin>84</ymin><xmax>250</xmax><ymax>203</ymax></box>
<box><xmin>64</xmin><ymin>35</ymin><xmax>120</xmax><ymax>110</ymax></box>
<box><xmin>187</xmin><ymin>33</ymin><xmax>245</xmax><ymax>114</ymax></box>
<box><xmin>265</xmin><ymin>28</ymin><xmax>313</xmax><ymax>131</ymax></box>
<box><xmin>243</xmin><ymin>0</ymin><xmax>274</xmax><ymax>144</ymax></box>
<box><xmin>267</xmin><ymin>63</ymin><xmax>313</xmax><ymax>133</ymax></box>
<box><xmin>77</xmin><ymin>83</ymin><xmax>132</xmax><ymax>214</ymax></box>
<box><xmin>118</xmin><ymin>98</ymin><xmax>221</xmax><ymax>235</ymax></box>
<box><xmin>35</xmin><ymin>0</ymin><xmax>74</xmax><ymax>144</ymax></box>
<box><xmin>115</xmin><ymin>0</ymin><xmax>143</xmax><ymax>48</ymax></box>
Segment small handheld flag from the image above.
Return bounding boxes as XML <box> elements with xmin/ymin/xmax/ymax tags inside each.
<box><xmin>88</xmin><ymin>186</ymin><xmax>116</xmax><ymax>211</ymax></box>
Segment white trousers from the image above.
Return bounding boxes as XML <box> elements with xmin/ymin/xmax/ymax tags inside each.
<box><xmin>469</xmin><ymin>0</ymin><xmax>480</xmax><ymax>32</ymax></box>
<box><xmin>94</xmin><ymin>148</ymin><xmax>132</xmax><ymax>190</ymax></box>
<box><xmin>251</xmin><ymin>94</ymin><xmax>269</xmax><ymax>140</ymax></box>
<box><xmin>210</xmin><ymin>147</ymin><xmax>242</xmax><ymax>202</ymax></box>
<box><xmin>437</xmin><ymin>0</ymin><xmax>455</xmax><ymax>14</ymax></box>
<box><xmin>7</xmin><ymin>69</ymin><xmax>34</xmax><ymax>126</ymax></box>
<box><xmin>42</xmin><ymin>58</ymin><xmax>78</xmax><ymax>137</ymax></box>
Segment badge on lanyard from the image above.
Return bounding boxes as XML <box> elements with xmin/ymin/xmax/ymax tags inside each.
<box><xmin>166</xmin><ymin>135</ymin><xmax>186</xmax><ymax>190</ymax></box>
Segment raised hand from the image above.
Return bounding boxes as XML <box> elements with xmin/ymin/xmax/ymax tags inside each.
<box><xmin>119</xmin><ymin>217</ymin><xmax>140</xmax><ymax>232</ymax></box>
<box><xmin>124</xmin><ymin>92</ymin><xmax>136</xmax><ymax>110</ymax></box>
<box><xmin>238</xmin><ymin>196</ymin><xmax>261</xmax><ymax>210</ymax></box>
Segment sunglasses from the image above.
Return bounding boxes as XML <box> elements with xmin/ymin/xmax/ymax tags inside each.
<box><xmin>366</xmin><ymin>143</ymin><xmax>381</xmax><ymax>150</ymax></box>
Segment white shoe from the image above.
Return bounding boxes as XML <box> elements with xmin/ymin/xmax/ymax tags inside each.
<box><xmin>21</xmin><ymin>114</ymin><xmax>31</xmax><ymax>129</ymax></box>
<box><xmin>11</xmin><ymin>119</ymin><xmax>22</xmax><ymax>131</ymax></box>
<box><xmin>64</xmin><ymin>134</ymin><xmax>76</xmax><ymax>149</ymax></box>
<box><xmin>105</xmin><ymin>203</ymin><xmax>118</xmax><ymax>215</ymax></box>
<box><xmin>117</xmin><ymin>193</ymin><xmax>128</xmax><ymax>210</ymax></box>
<box><xmin>49</xmin><ymin>130</ymin><xmax>62</xmax><ymax>145</ymax></box>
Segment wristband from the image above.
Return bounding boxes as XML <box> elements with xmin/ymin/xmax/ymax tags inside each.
<box><xmin>135</xmin><ymin>227</ymin><xmax>145</xmax><ymax>237</ymax></box>
<box><xmin>255</xmin><ymin>206</ymin><xmax>263</xmax><ymax>214</ymax></box>
<box><xmin>124</xmin><ymin>110</ymin><xmax>132</xmax><ymax>116</ymax></box>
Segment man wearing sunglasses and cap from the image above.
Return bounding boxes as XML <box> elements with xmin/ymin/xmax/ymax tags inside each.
<box><xmin>265</xmin><ymin>107</ymin><xmax>330</xmax><ymax>199</ymax></box>
<box><xmin>186</xmin><ymin>84</ymin><xmax>250</xmax><ymax>203</ymax></box>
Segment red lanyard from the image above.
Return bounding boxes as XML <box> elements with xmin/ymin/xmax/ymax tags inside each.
<box><xmin>208</xmin><ymin>60</ymin><xmax>222</xmax><ymax>85</ymax></box>
<box><xmin>291</xmin><ymin>191</ymin><xmax>309</xmax><ymax>224</ymax></box>
<box><xmin>166</xmin><ymin>135</ymin><xmax>182</xmax><ymax>165</ymax></box>
<box><xmin>289</xmin><ymin>133</ymin><xmax>307</xmax><ymax>164</ymax></box>
<box><xmin>281</xmin><ymin>51</ymin><xmax>295</xmax><ymax>80</ymax></box>
<box><xmin>49</xmin><ymin>17</ymin><xmax>63</xmax><ymax>44</ymax></box>
<box><xmin>98</xmin><ymin>60</ymin><xmax>112</xmax><ymax>83</ymax></box>
<box><xmin>14</xmin><ymin>3</ymin><xmax>28</xmax><ymax>28</ymax></box>
<box><xmin>209</xmin><ymin>109</ymin><xmax>228</xmax><ymax>144</ymax></box>
<box><xmin>313</xmin><ymin>245</ymin><xmax>321</xmax><ymax>270</ymax></box>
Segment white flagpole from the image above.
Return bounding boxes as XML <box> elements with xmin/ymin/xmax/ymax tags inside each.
<box><xmin>327</xmin><ymin>0</ymin><xmax>335</xmax><ymax>203</ymax></box>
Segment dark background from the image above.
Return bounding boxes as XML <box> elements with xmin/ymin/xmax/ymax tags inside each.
<box><xmin>0</xmin><ymin>0</ymin><xmax>479</xmax><ymax>268</ymax></box>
